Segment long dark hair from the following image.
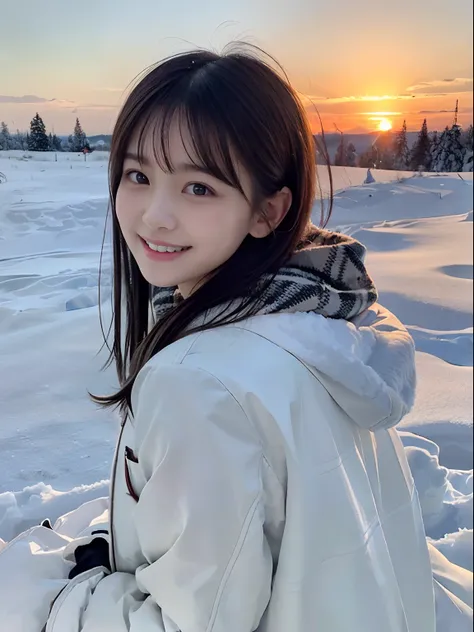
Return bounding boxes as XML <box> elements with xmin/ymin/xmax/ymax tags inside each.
<box><xmin>93</xmin><ymin>43</ymin><xmax>332</xmax><ymax>412</ymax></box>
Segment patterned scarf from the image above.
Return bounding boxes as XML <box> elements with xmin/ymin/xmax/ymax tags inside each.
<box><xmin>152</xmin><ymin>225</ymin><xmax>378</xmax><ymax>322</ymax></box>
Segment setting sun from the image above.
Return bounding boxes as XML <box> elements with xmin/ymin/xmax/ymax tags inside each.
<box><xmin>378</xmin><ymin>118</ymin><xmax>393</xmax><ymax>132</ymax></box>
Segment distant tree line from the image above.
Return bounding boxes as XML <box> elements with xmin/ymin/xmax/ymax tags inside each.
<box><xmin>0</xmin><ymin>114</ymin><xmax>92</xmax><ymax>153</ymax></box>
<box><xmin>2</xmin><ymin>112</ymin><xmax>472</xmax><ymax>173</ymax></box>
<box><xmin>334</xmin><ymin>120</ymin><xmax>473</xmax><ymax>173</ymax></box>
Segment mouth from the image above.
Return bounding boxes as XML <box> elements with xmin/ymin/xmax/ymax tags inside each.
<box><xmin>140</xmin><ymin>237</ymin><xmax>192</xmax><ymax>260</ymax></box>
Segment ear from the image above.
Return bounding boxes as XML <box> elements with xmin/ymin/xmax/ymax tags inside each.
<box><xmin>249</xmin><ymin>187</ymin><xmax>293</xmax><ymax>239</ymax></box>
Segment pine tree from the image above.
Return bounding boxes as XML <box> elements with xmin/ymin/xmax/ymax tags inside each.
<box><xmin>432</xmin><ymin>125</ymin><xmax>464</xmax><ymax>172</ymax></box>
<box><xmin>346</xmin><ymin>143</ymin><xmax>357</xmax><ymax>167</ymax></box>
<box><xmin>359</xmin><ymin>145</ymin><xmax>378</xmax><ymax>168</ymax></box>
<box><xmin>447</xmin><ymin>125</ymin><xmax>464</xmax><ymax>171</ymax></box>
<box><xmin>28</xmin><ymin>113</ymin><xmax>49</xmax><ymax>151</ymax></box>
<box><xmin>335</xmin><ymin>135</ymin><xmax>346</xmax><ymax>166</ymax></box>
<box><xmin>431</xmin><ymin>127</ymin><xmax>448</xmax><ymax>171</ymax></box>
<box><xmin>464</xmin><ymin>151</ymin><xmax>473</xmax><ymax>172</ymax></box>
<box><xmin>462</xmin><ymin>125</ymin><xmax>473</xmax><ymax>172</ymax></box>
<box><xmin>51</xmin><ymin>134</ymin><xmax>63</xmax><ymax>151</ymax></box>
<box><xmin>70</xmin><ymin>117</ymin><xmax>90</xmax><ymax>152</ymax></box>
<box><xmin>0</xmin><ymin>122</ymin><xmax>12</xmax><ymax>150</ymax></box>
<box><xmin>428</xmin><ymin>132</ymin><xmax>439</xmax><ymax>172</ymax></box>
<box><xmin>13</xmin><ymin>130</ymin><xmax>27</xmax><ymax>150</ymax></box>
<box><xmin>464</xmin><ymin>124</ymin><xmax>473</xmax><ymax>151</ymax></box>
<box><xmin>335</xmin><ymin>138</ymin><xmax>357</xmax><ymax>167</ymax></box>
<box><xmin>410</xmin><ymin>119</ymin><xmax>431</xmax><ymax>170</ymax></box>
<box><xmin>46</xmin><ymin>133</ymin><xmax>62</xmax><ymax>152</ymax></box>
<box><xmin>393</xmin><ymin>120</ymin><xmax>410</xmax><ymax>169</ymax></box>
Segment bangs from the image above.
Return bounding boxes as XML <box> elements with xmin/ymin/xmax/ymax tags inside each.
<box><xmin>130</xmin><ymin>95</ymin><xmax>249</xmax><ymax>200</ymax></box>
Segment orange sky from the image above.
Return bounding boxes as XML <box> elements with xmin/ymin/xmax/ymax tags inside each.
<box><xmin>303</xmin><ymin>84</ymin><xmax>473</xmax><ymax>135</ymax></box>
<box><xmin>1</xmin><ymin>0</ymin><xmax>472</xmax><ymax>136</ymax></box>
<box><xmin>2</xmin><ymin>88</ymin><xmax>471</xmax><ymax>137</ymax></box>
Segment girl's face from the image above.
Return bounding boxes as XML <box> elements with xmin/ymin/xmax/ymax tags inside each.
<box><xmin>116</xmin><ymin>121</ymin><xmax>260</xmax><ymax>298</ymax></box>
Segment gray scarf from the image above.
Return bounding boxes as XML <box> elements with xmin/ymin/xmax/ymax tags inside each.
<box><xmin>152</xmin><ymin>226</ymin><xmax>377</xmax><ymax>322</ymax></box>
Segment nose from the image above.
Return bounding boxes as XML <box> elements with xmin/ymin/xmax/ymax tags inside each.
<box><xmin>142</xmin><ymin>190</ymin><xmax>178</xmax><ymax>231</ymax></box>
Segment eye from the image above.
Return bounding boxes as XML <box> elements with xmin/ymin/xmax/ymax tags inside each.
<box><xmin>126</xmin><ymin>170</ymin><xmax>149</xmax><ymax>185</ymax></box>
<box><xmin>184</xmin><ymin>183</ymin><xmax>214</xmax><ymax>196</ymax></box>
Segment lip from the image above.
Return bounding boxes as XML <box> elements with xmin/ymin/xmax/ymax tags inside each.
<box><xmin>140</xmin><ymin>236</ymin><xmax>191</xmax><ymax>261</ymax></box>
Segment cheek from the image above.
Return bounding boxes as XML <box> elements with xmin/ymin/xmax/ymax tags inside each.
<box><xmin>203</xmin><ymin>203</ymin><xmax>253</xmax><ymax>249</ymax></box>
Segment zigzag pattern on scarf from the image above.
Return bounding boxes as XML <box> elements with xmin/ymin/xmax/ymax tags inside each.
<box><xmin>150</xmin><ymin>227</ymin><xmax>378</xmax><ymax>323</ymax></box>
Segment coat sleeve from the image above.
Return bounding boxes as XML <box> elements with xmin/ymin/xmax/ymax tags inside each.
<box><xmin>125</xmin><ymin>363</ymin><xmax>273</xmax><ymax>631</ymax></box>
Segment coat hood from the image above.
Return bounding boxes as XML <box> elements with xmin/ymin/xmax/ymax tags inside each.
<box><xmin>242</xmin><ymin>303</ymin><xmax>416</xmax><ymax>431</ymax></box>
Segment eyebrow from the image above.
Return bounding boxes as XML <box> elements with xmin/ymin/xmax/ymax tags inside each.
<box><xmin>124</xmin><ymin>152</ymin><xmax>215</xmax><ymax>177</ymax></box>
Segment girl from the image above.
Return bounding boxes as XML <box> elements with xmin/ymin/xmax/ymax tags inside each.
<box><xmin>2</xmin><ymin>45</ymin><xmax>451</xmax><ymax>631</ymax></box>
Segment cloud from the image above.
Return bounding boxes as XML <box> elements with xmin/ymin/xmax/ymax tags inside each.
<box><xmin>79</xmin><ymin>104</ymin><xmax>117</xmax><ymax>110</ymax></box>
<box><xmin>300</xmin><ymin>78</ymin><xmax>473</xmax><ymax>109</ymax></box>
<box><xmin>0</xmin><ymin>94</ymin><xmax>49</xmax><ymax>104</ymax></box>
<box><xmin>0</xmin><ymin>95</ymin><xmax>78</xmax><ymax>108</ymax></box>
<box><xmin>360</xmin><ymin>111</ymin><xmax>403</xmax><ymax>116</ymax></box>
<box><xmin>48</xmin><ymin>99</ymin><xmax>78</xmax><ymax>109</ymax></box>
<box><xmin>418</xmin><ymin>105</ymin><xmax>473</xmax><ymax>115</ymax></box>
<box><xmin>407</xmin><ymin>78</ymin><xmax>473</xmax><ymax>94</ymax></box>
<box><xmin>0</xmin><ymin>94</ymin><xmax>115</xmax><ymax>112</ymax></box>
<box><xmin>418</xmin><ymin>109</ymin><xmax>453</xmax><ymax>114</ymax></box>
<box><xmin>301</xmin><ymin>93</ymin><xmax>416</xmax><ymax>106</ymax></box>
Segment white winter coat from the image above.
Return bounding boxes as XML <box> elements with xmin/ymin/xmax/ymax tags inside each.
<box><xmin>1</xmin><ymin>304</ymin><xmax>471</xmax><ymax>631</ymax></box>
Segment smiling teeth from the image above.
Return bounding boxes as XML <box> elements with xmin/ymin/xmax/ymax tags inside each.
<box><xmin>146</xmin><ymin>242</ymin><xmax>187</xmax><ymax>253</ymax></box>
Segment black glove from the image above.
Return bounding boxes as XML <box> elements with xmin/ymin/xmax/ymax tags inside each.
<box><xmin>68</xmin><ymin>534</ymin><xmax>111</xmax><ymax>580</ymax></box>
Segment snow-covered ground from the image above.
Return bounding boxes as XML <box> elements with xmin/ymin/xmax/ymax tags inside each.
<box><xmin>0</xmin><ymin>151</ymin><xmax>472</xmax><ymax>576</ymax></box>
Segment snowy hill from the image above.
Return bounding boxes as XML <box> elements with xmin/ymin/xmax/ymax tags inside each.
<box><xmin>0</xmin><ymin>151</ymin><xmax>472</xmax><ymax>574</ymax></box>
